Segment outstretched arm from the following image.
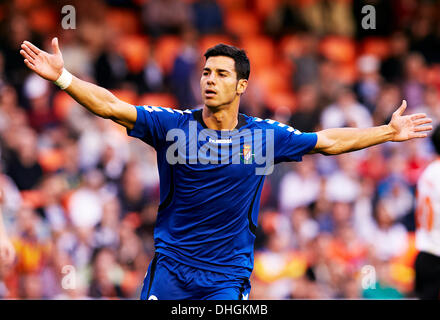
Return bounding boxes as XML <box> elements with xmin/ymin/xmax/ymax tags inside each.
<box><xmin>311</xmin><ymin>100</ymin><xmax>433</xmax><ymax>155</ymax></box>
<box><xmin>0</xmin><ymin>190</ymin><xmax>15</xmax><ymax>268</ymax></box>
<box><xmin>20</xmin><ymin>37</ymin><xmax>136</xmax><ymax>129</ymax></box>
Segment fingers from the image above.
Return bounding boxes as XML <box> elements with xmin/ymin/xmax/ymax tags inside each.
<box><xmin>23</xmin><ymin>59</ymin><xmax>36</xmax><ymax>72</ymax></box>
<box><xmin>410</xmin><ymin>113</ymin><xmax>429</xmax><ymax>120</ymax></box>
<box><xmin>23</xmin><ymin>40</ymin><xmax>41</xmax><ymax>55</ymax></box>
<box><xmin>52</xmin><ymin>37</ymin><xmax>61</xmax><ymax>55</ymax></box>
<box><xmin>20</xmin><ymin>42</ymin><xmax>38</xmax><ymax>71</ymax></box>
<box><xmin>20</xmin><ymin>49</ymin><xmax>34</xmax><ymax>62</ymax></box>
<box><xmin>410</xmin><ymin>132</ymin><xmax>428</xmax><ymax>139</ymax></box>
<box><xmin>20</xmin><ymin>43</ymin><xmax>37</xmax><ymax>60</ymax></box>
<box><xmin>395</xmin><ymin>100</ymin><xmax>407</xmax><ymax>116</ymax></box>
<box><xmin>414</xmin><ymin>125</ymin><xmax>433</xmax><ymax>132</ymax></box>
<box><xmin>413</xmin><ymin>118</ymin><xmax>432</xmax><ymax>126</ymax></box>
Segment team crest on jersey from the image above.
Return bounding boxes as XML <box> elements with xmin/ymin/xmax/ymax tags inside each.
<box><xmin>240</xmin><ymin>144</ymin><xmax>254</xmax><ymax>164</ymax></box>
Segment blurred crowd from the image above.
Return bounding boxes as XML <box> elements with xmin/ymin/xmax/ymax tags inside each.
<box><xmin>0</xmin><ymin>0</ymin><xmax>440</xmax><ymax>299</ymax></box>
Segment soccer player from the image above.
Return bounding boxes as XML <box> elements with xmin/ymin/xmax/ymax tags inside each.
<box><xmin>414</xmin><ymin>125</ymin><xmax>440</xmax><ymax>300</ymax></box>
<box><xmin>20</xmin><ymin>38</ymin><xmax>432</xmax><ymax>300</ymax></box>
<box><xmin>0</xmin><ymin>190</ymin><xmax>15</xmax><ymax>269</ymax></box>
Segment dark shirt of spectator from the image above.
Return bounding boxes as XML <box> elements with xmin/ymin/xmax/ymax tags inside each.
<box><xmin>191</xmin><ymin>0</ymin><xmax>223</xmax><ymax>35</ymax></box>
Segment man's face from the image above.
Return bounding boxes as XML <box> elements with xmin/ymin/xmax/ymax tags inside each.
<box><xmin>200</xmin><ymin>56</ymin><xmax>247</xmax><ymax>108</ymax></box>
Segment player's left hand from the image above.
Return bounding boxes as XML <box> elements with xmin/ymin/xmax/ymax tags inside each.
<box><xmin>389</xmin><ymin>100</ymin><xmax>433</xmax><ymax>142</ymax></box>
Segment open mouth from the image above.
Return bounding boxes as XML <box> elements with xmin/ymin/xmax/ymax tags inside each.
<box><xmin>205</xmin><ymin>89</ymin><xmax>217</xmax><ymax>97</ymax></box>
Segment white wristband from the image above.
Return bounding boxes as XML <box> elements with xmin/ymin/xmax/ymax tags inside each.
<box><xmin>53</xmin><ymin>68</ymin><xmax>73</xmax><ymax>90</ymax></box>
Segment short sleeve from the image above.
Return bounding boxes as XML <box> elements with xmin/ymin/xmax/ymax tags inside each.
<box><xmin>272</xmin><ymin>123</ymin><xmax>317</xmax><ymax>164</ymax></box>
<box><xmin>127</xmin><ymin>105</ymin><xmax>184</xmax><ymax>149</ymax></box>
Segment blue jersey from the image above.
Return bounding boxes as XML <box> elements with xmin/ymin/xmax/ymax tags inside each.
<box><xmin>127</xmin><ymin>105</ymin><xmax>317</xmax><ymax>279</ymax></box>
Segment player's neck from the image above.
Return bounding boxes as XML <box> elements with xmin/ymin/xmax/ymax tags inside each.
<box><xmin>202</xmin><ymin>104</ymin><xmax>239</xmax><ymax>131</ymax></box>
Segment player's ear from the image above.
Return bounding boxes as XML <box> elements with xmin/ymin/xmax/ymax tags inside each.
<box><xmin>236</xmin><ymin>78</ymin><xmax>248</xmax><ymax>95</ymax></box>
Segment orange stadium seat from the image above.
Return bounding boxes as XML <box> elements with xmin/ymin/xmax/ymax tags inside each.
<box><xmin>255</xmin><ymin>0</ymin><xmax>280</xmax><ymax>20</ymax></box>
<box><xmin>53</xmin><ymin>90</ymin><xmax>76</xmax><ymax>121</ymax></box>
<box><xmin>20</xmin><ymin>190</ymin><xmax>45</xmax><ymax>208</ymax></box>
<box><xmin>199</xmin><ymin>34</ymin><xmax>235</xmax><ymax>55</ymax></box>
<box><xmin>216</xmin><ymin>0</ymin><xmax>247</xmax><ymax>12</ymax></box>
<box><xmin>361</xmin><ymin>37</ymin><xmax>391</xmax><ymax>60</ymax></box>
<box><xmin>154</xmin><ymin>36</ymin><xmax>183</xmax><ymax>75</ymax></box>
<box><xmin>240</xmin><ymin>36</ymin><xmax>276</xmax><ymax>72</ymax></box>
<box><xmin>27</xmin><ymin>6</ymin><xmax>57</xmax><ymax>34</ymax></box>
<box><xmin>264</xmin><ymin>91</ymin><xmax>296</xmax><ymax>112</ymax></box>
<box><xmin>14</xmin><ymin>0</ymin><xmax>45</xmax><ymax>11</ymax></box>
<box><xmin>224</xmin><ymin>10</ymin><xmax>260</xmax><ymax>38</ymax></box>
<box><xmin>280</xmin><ymin>35</ymin><xmax>305</xmax><ymax>58</ymax></box>
<box><xmin>105</xmin><ymin>8</ymin><xmax>141</xmax><ymax>35</ymax></box>
<box><xmin>320</xmin><ymin>36</ymin><xmax>356</xmax><ymax>64</ymax></box>
<box><xmin>335</xmin><ymin>62</ymin><xmax>358</xmax><ymax>84</ymax></box>
<box><xmin>138</xmin><ymin>93</ymin><xmax>178</xmax><ymax>108</ymax></box>
<box><xmin>296</xmin><ymin>0</ymin><xmax>320</xmax><ymax>7</ymax></box>
<box><xmin>38</xmin><ymin>149</ymin><xmax>65</xmax><ymax>173</ymax></box>
<box><xmin>255</xmin><ymin>68</ymin><xmax>291</xmax><ymax>96</ymax></box>
<box><xmin>110</xmin><ymin>89</ymin><xmax>138</xmax><ymax>105</ymax></box>
<box><xmin>117</xmin><ymin>35</ymin><xmax>149</xmax><ymax>73</ymax></box>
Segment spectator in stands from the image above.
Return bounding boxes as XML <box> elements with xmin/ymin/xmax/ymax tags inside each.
<box><xmin>354</xmin><ymin>54</ymin><xmax>382</xmax><ymax>114</ymax></box>
<box><xmin>279</xmin><ymin>157</ymin><xmax>321</xmax><ymax>215</ymax></box>
<box><xmin>288</xmin><ymin>84</ymin><xmax>321</xmax><ymax>132</ymax></box>
<box><xmin>321</xmin><ymin>86</ymin><xmax>373</xmax><ymax>129</ymax></box>
<box><xmin>380</xmin><ymin>32</ymin><xmax>409</xmax><ymax>83</ymax></box>
<box><xmin>265</xmin><ymin>0</ymin><xmax>307</xmax><ymax>39</ymax></box>
<box><xmin>4</xmin><ymin>126</ymin><xmax>43</xmax><ymax>191</ymax></box>
<box><xmin>0</xmin><ymin>0</ymin><xmax>439</xmax><ymax>300</ymax></box>
<box><xmin>170</xmin><ymin>27</ymin><xmax>200</xmax><ymax>107</ymax></box>
<box><xmin>142</xmin><ymin>0</ymin><xmax>192</xmax><ymax>38</ymax></box>
<box><xmin>191</xmin><ymin>0</ymin><xmax>224</xmax><ymax>35</ymax></box>
<box><xmin>402</xmin><ymin>53</ymin><xmax>426</xmax><ymax>110</ymax></box>
<box><xmin>89</xmin><ymin>247</ymin><xmax>124</xmax><ymax>298</ymax></box>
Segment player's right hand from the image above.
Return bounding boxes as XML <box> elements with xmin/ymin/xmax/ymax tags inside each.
<box><xmin>20</xmin><ymin>37</ymin><xmax>64</xmax><ymax>82</ymax></box>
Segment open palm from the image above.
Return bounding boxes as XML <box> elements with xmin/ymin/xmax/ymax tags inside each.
<box><xmin>389</xmin><ymin>100</ymin><xmax>433</xmax><ymax>142</ymax></box>
<box><xmin>20</xmin><ymin>37</ymin><xmax>64</xmax><ymax>81</ymax></box>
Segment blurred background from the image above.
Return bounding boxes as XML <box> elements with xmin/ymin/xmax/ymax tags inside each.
<box><xmin>0</xmin><ymin>0</ymin><xmax>439</xmax><ymax>299</ymax></box>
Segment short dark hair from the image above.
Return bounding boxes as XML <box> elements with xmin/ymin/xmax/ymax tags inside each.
<box><xmin>431</xmin><ymin>124</ymin><xmax>440</xmax><ymax>155</ymax></box>
<box><xmin>204</xmin><ymin>43</ymin><xmax>250</xmax><ymax>80</ymax></box>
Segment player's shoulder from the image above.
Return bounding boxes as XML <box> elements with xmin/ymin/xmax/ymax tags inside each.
<box><xmin>138</xmin><ymin>105</ymin><xmax>196</xmax><ymax>127</ymax></box>
<box><xmin>424</xmin><ymin>159</ymin><xmax>440</xmax><ymax>173</ymax></box>
<box><xmin>245</xmin><ymin>114</ymin><xmax>303</xmax><ymax>135</ymax></box>
<box><xmin>419</xmin><ymin>159</ymin><xmax>440</xmax><ymax>185</ymax></box>
<box><xmin>139</xmin><ymin>105</ymin><xmax>193</xmax><ymax>116</ymax></box>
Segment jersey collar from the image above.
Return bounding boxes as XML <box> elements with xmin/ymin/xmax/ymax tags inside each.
<box><xmin>193</xmin><ymin>109</ymin><xmax>247</xmax><ymax>130</ymax></box>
